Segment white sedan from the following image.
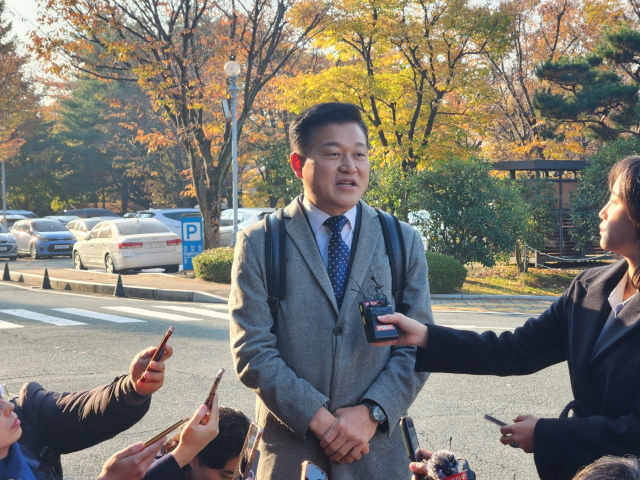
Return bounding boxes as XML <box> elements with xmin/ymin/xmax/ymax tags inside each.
<box><xmin>72</xmin><ymin>218</ymin><xmax>182</xmax><ymax>274</ymax></box>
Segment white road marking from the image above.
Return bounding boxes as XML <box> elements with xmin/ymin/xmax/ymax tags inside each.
<box><xmin>204</xmin><ymin>303</ymin><xmax>228</xmax><ymax>311</ymax></box>
<box><xmin>52</xmin><ymin>308</ymin><xmax>146</xmax><ymax>324</ymax></box>
<box><xmin>154</xmin><ymin>305</ymin><xmax>228</xmax><ymax>320</ymax></box>
<box><xmin>103</xmin><ymin>306</ymin><xmax>200</xmax><ymax>321</ymax></box>
<box><xmin>0</xmin><ymin>319</ymin><xmax>23</xmax><ymax>329</ymax></box>
<box><xmin>0</xmin><ymin>309</ymin><xmax>86</xmax><ymax>326</ymax></box>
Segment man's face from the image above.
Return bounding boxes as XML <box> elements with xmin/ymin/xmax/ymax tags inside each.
<box><xmin>188</xmin><ymin>456</ymin><xmax>239</xmax><ymax>480</ymax></box>
<box><xmin>291</xmin><ymin>122</ymin><xmax>370</xmax><ymax>215</ymax></box>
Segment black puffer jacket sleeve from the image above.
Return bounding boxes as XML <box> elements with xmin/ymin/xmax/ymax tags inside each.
<box><xmin>16</xmin><ymin>374</ymin><xmax>151</xmax><ymax>454</ymax></box>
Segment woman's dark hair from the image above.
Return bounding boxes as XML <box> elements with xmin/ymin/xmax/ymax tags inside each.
<box><xmin>609</xmin><ymin>156</ymin><xmax>640</xmax><ymax>287</ymax></box>
<box><xmin>573</xmin><ymin>455</ymin><xmax>640</xmax><ymax>479</ymax></box>
<box><xmin>164</xmin><ymin>407</ymin><xmax>251</xmax><ymax>470</ymax></box>
<box><xmin>289</xmin><ymin>102</ymin><xmax>369</xmax><ymax>156</ymax></box>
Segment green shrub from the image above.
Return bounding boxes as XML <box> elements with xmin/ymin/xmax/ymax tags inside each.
<box><xmin>193</xmin><ymin>248</ymin><xmax>235</xmax><ymax>283</ymax></box>
<box><xmin>426</xmin><ymin>251</ymin><xmax>467</xmax><ymax>294</ymax></box>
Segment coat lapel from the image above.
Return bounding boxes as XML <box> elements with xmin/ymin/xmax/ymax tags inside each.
<box><xmin>283</xmin><ymin>198</ymin><xmax>339</xmax><ymax>314</ymax></box>
<box><xmin>573</xmin><ymin>260</ymin><xmax>626</xmax><ymax>386</ymax></box>
<box><xmin>338</xmin><ymin>203</ymin><xmax>381</xmax><ymax>318</ymax></box>
<box><xmin>590</xmin><ymin>275</ymin><xmax>640</xmax><ymax>365</ymax></box>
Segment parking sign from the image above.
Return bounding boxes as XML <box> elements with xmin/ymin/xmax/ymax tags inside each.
<box><xmin>181</xmin><ymin>214</ymin><xmax>204</xmax><ymax>270</ymax></box>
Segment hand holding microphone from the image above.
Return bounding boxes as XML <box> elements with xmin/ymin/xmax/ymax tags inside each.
<box><xmin>374</xmin><ymin>313</ymin><xmax>429</xmax><ymax>348</ymax></box>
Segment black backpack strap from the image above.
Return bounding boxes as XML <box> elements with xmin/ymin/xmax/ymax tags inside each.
<box><xmin>265</xmin><ymin>210</ymin><xmax>286</xmax><ymax>328</ymax></box>
<box><xmin>376</xmin><ymin>209</ymin><xmax>408</xmax><ymax>314</ymax></box>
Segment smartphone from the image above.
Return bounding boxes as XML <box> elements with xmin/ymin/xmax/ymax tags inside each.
<box><xmin>484</xmin><ymin>414</ymin><xmax>507</xmax><ymax>427</ymax></box>
<box><xmin>143</xmin><ymin>417</ymin><xmax>188</xmax><ymax>448</ymax></box>
<box><xmin>232</xmin><ymin>422</ymin><xmax>263</xmax><ymax>480</ymax></box>
<box><xmin>300</xmin><ymin>460</ymin><xmax>328</xmax><ymax>480</ymax></box>
<box><xmin>201</xmin><ymin>368</ymin><xmax>224</xmax><ymax>425</ymax></box>
<box><xmin>484</xmin><ymin>414</ymin><xmax>518</xmax><ymax>448</ymax></box>
<box><xmin>141</xmin><ymin>326</ymin><xmax>174</xmax><ymax>382</ymax></box>
<box><xmin>400</xmin><ymin>415</ymin><xmax>426</xmax><ymax>480</ymax></box>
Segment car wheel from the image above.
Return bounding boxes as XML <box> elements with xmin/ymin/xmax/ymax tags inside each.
<box><xmin>105</xmin><ymin>254</ymin><xmax>119</xmax><ymax>274</ymax></box>
<box><xmin>73</xmin><ymin>252</ymin><xmax>87</xmax><ymax>270</ymax></box>
<box><xmin>164</xmin><ymin>265</ymin><xmax>180</xmax><ymax>273</ymax></box>
<box><xmin>30</xmin><ymin>243</ymin><xmax>40</xmax><ymax>259</ymax></box>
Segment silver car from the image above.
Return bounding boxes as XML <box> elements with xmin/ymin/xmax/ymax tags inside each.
<box><xmin>0</xmin><ymin>223</ymin><xmax>18</xmax><ymax>260</ymax></box>
<box><xmin>218</xmin><ymin>208</ymin><xmax>276</xmax><ymax>246</ymax></box>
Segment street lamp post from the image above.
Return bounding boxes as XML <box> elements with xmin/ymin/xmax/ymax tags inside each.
<box><xmin>224</xmin><ymin>60</ymin><xmax>241</xmax><ymax>247</ymax></box>
<box><xmin>1</xmin><ymin>160</ymin><xmax>6</xmax><ymax>230</ymax></box>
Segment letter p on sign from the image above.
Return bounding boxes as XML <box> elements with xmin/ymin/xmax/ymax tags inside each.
<box><xmin>183</xmin><ymin>222</ymin><xmax>202</xmax><ymax>241</ymax></box>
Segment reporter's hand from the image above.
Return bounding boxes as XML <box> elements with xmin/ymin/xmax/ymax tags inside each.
<box><xmin>375</xmin><ymin>313</ymin><xmax>429</xmax><ymax>348</ymax></box>
<box><xmin>97</xmin><ymin>437</ymin><xmax>165</xmax><ymax>480</ymax></box>
<box><xmin>410</xmin><ymin>448</ymin><xmax>433</xmax><ymax>479</ymax></box>
<box><xmin>320</xmin><ymin>405</ymin><xmax>376</xmax><ymax>464</ymax></box>
<box><xmin>499</xmin><ymin>415</ymin><xmax>538</xmax><ymax>453</ymax></box>
<box><xmin>130</xmin><ymin>344</ymin><xmax>174</xmax><ymax>396</ymax></box>
<box><xmin>171</xmin><ymin>396</ymin><xmax>220</xmax><ymax>468</ymax></box>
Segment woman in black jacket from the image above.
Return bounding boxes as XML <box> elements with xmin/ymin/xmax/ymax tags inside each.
<box><xmin>377</xmin><ymin>156</ymin><xmax>640</xmax><ymax>480</ymax></box>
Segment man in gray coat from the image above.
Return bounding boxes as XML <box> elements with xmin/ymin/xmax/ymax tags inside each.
<box><xmin>229</xmin><ymin>102</ymin><xmax>432</xmax><ymax>479</ymax></box>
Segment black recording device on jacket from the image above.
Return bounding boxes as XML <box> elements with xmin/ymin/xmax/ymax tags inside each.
<box><xmin>353</xmin><ymin>276</ymin><xmax>399</xmax><ymax>344</ymax></box>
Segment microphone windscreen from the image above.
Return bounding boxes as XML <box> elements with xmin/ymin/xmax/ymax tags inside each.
<box><xmin>425</xmin><ymin>450</ymin><xmax>460</xmax><ymax>479</ymax></box>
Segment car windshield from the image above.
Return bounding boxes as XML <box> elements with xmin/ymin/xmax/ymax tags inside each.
<box><xmin>31</xmin><ymin>220</ymin><xmax>67</xmax><ymax>233</ymax></box>
<box><xmin>137</xmin><ymin>212</ymin><xmax>155</xmax><ymax>218</ymax></box>
<box><xmin>117</xmin><ymin>222</ymin><xmax>170</xmax><ymax>235</ymax></box>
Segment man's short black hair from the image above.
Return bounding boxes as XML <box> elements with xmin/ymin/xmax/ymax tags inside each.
<box><xmin>289</xmin><ymin>102</ymin><xmax>369</xmax><ymax>156</ymax></box>
<box><xmin>164</xmin><ymin>407</ymin><xmax>251</xmax><ymax>470</ymax></box>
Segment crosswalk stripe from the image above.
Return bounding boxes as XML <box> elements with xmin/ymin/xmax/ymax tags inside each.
<box><xmin>103</xmin><ymin>307</ymin><xmax>199</xmax><ymax>321</ymax></box>
<box><xmin>0</xmin><ymin>319</ymin><xmax>23</xmax><ymax>329</ymax></box>
<box><xmin>205</xmin><ymin>304</ymin><xmax>228</xmax><ymax>311</ymax></box>
<box><xmin>52</xmin><ymin>308</ymin><xmax>146</xmax><ymax>324</ymax></box>
<box><xmin>155</xmin><ymin>305</ymin><xmax>228</xmax><ymax>320</ymax></box>
<box><xmin>0</xmin><ymin>310</ymin><xmax>86</xmax><ymax>326</ymax></box>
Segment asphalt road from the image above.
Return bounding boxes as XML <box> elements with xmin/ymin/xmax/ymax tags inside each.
<box><xmin>0</xmin><ymin>283</ymin><xmax>570</xmax><ymax>480</ymax></box>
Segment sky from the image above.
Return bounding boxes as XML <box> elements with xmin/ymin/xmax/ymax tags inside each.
<box><xmin>4</xmin><ymin>0</ymin><xmax>41</xmax><ymax>48</ymax></box>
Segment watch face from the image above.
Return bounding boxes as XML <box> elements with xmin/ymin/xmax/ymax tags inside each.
<box><xmin>371</xmin><ymin>405</ymin><xmax>386</xmax><ymax>423</ymax></box>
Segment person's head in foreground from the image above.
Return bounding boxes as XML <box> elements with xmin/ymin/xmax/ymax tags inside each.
<box><xmin>573</xmin><ymin>455</ymin><xmax>640</xmax><ymax>480</ymax></box>
<box><xmin>163</xmin><ymin>407</ymin><xmax>251</xmax><ymax>480</ymax></box>
<box><xmin>289</xmin><ymin>102</ymin><xmax>370</xmax><ymax>215</ymax></box>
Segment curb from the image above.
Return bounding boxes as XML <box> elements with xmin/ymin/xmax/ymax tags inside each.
<box><xmin>5</xmin><ymin>271</ymin><xmax>228</xmax><ymax>304</ymax></box>
<box><xmin>430</xmin><ymin>294</ymin><xmax>559</xmax><ymax>301</ymax></box>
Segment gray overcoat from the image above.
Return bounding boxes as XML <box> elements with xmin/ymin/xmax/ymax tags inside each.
<box><xmin>229</xmin><ymin>198</ymin><xmax>433</xmax><ymax>479</ymax></box>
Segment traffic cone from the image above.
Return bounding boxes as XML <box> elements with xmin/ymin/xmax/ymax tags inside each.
<box><xmin>2</xmin><ymin>262</ymin><xmax>10</xmax><ymax>281</ymax></box>
<box><xmin>114</xmin><ymin>274</ymin><xmax>125</xmax><ymax>297</ymax></box>
<box><xmin>42</xmin><ymin>269</ymin><xmax>51</xmax><ymax>289</ymax></box>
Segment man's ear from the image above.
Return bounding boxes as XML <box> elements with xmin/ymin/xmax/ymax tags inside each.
<box><xmin>290</xmin><ymin>153</ymin><xmax>304</xmax><ymax>179</ymax></box>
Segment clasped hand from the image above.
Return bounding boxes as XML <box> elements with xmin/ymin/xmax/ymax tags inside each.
<box><xmin>312</xmin><ymin>405</ymin><xmax>377</xmax><ymax>464</ymax></box>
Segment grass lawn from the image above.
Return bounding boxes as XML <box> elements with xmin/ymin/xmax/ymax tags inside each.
<box><xmin>460</xmin><ymin>264</ymin><xmax>601</xmax><ymax>296</ymax></box>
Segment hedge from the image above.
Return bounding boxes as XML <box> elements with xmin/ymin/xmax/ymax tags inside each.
<box><xmin>192</xmin><ymin>248</ymin><xmax>235</xmax><ymax>283</ymax></box>
<box><xmin>426</xmin><ymin>251</ymin><xmax>467</xmax><ymax>294</ymax></box>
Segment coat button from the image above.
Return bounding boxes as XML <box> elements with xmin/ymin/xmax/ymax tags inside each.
<box><xmin>333</xmin><ymin>327</ymin><xmax>343</xmax><ymax>336</ymax></box>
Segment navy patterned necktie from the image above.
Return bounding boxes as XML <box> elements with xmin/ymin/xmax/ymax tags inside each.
<box><xmin>324</xmin><ymin>215</ymin><xmax>350</xmax><ymax>308</ymax></box>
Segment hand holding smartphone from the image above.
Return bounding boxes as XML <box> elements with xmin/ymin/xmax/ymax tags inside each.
<box><xmin>201</xmin><ymin>368</ymin><xmax>224</xmax><ymax>425</ymax></box>
<box><xmin>400</xmin><ymin>415</ymin><xmax>426</xmax><ymax>480</ymax></box>
<box><xmin>141</xmin><ymin>326</ymin><xmax>174</xmax><ymax>382</ymax></box>
<box><xmin>484</xmin><ymin>414</ymin><xmax>519</xmax><ymax>448</ymax></box>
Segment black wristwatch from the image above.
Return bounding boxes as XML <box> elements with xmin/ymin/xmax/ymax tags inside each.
<box><xmin>361</xmin><ymin>400</ymin><xmax>387</xmax><ymax>425</ymax></box>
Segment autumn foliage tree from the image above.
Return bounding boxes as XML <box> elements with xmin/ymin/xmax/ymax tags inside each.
<box><xmin>34</xmin><ymin>0</ymin><xmax>327</xmax><ymax>247</ymax></box>
<box><xmin>0</xmin><ymin>0</ymin><xmax>38</xmax><ymax>162</ymax></box>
